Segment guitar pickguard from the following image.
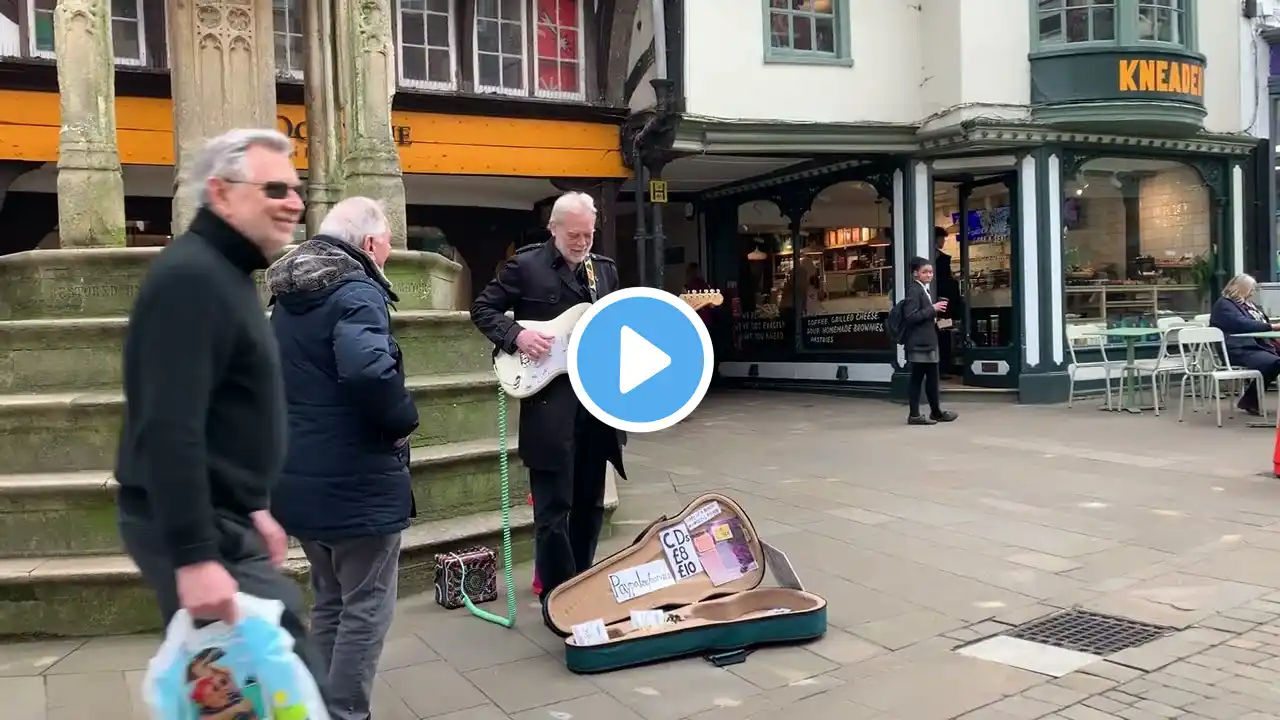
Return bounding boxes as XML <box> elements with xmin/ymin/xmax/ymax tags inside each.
<box><xmin>503</xmin><ymin>334</ymin><xmax>571</xmax><ymax>394</ymax></box>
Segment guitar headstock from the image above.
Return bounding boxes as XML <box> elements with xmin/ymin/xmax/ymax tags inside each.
<box><xmin>680</xmin><ymin>290</ymin><xmax>724</xmax><ymax>312</ymax></box>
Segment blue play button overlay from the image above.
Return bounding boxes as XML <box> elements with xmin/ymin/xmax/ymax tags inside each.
<box><xmin>568</xmin><ymin>287</ymin><xmax>714</xmax><ymax>433</ymax></box>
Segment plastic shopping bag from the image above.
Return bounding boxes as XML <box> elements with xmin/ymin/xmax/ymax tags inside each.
<box><xmin>142</xmin><ymin>593</ymin><xmax>329</xmax><ymax>720</ymax></box>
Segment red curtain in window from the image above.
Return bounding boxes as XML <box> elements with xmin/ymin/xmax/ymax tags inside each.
<box><xmin>535</xmin><ymin>0</ymin><xmax>580</xmax><ymax>94</ymax></box>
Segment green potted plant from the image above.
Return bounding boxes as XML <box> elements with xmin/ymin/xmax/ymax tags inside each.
<box><xmin>1189</xmin><ymin>248</ymin><xmax>1217</xmax><ymax>304</ymax></box>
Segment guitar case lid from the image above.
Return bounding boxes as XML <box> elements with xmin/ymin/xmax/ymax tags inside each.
<box><xmin>543</xmin><ymin>493</ymin><xmax>767</xmax><ymax>637</ymax></box>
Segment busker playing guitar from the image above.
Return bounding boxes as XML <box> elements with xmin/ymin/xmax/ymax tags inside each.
<box><xmin>471</xmin><ymin>191</ymin><xmax>627</xmax><ymax>613</ymax></box>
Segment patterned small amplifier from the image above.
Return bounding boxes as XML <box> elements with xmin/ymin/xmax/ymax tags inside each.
<box><xmin>433</xmin><ymin>546</ymin><xmax>498</xmax><ymax>610</ymax></box>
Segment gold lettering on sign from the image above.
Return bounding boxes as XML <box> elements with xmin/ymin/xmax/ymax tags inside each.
<box><xmin>276</xmin><ymin>115</ymin><xmax>412</xmax><ymax>158</ymax></box>
<box><xmin>1118</xmin><ymin>59</ymin><xmax>1203</xmax><ymax>97</ymax></box>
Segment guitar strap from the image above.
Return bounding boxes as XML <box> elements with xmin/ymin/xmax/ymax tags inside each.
<box><xmin>583</xmin><ymin>255</ymin><xmax>599</xmax><ymax>302</ymax></box>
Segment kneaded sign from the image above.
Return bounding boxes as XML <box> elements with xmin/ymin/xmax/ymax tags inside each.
<box><xmin>659</xmin><ymin>525</ymin><xmax>704</xmax><ymax>580</ymax></box>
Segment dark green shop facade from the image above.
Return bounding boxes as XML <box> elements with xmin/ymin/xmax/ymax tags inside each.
<box><xmin>694</xmin><ymin>48</ymin><xmax>1269</xmax><ymax>404</ymax></box>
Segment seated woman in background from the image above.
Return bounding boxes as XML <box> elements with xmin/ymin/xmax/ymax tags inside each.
<box><xmin>1209</xmin><ymin>273</ymin><xmax>1280</xmax><ymax>416</ymax></box>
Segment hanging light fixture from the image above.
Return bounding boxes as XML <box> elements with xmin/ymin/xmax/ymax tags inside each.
<box><xmin>746</xmin><ymin>235</ymin><xmax>767</xmax><ymax>261</ymax></box>
<box><xmin>868</xmin><ymin>198</ymin><xmax>890</xmax><ymax>247</ymax></box>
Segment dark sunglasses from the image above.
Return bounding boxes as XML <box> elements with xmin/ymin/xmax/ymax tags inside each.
<box><xmin>227</xmin><ymin>180</ymin><xmax>304</xmax><ymax>200</ymax></box>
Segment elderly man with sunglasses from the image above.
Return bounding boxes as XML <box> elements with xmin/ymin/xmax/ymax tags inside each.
<box><xmin>265</xmin><ymin>197</ymin><xmax>417</xmax><ymax>720</ymax></box>
<box><xmin>115</xmin><ymin>129</ymin><xmax>324</xmax><ymax>680</ymax></box>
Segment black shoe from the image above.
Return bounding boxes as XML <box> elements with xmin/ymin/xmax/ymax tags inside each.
<box><xmin>1237</xmin><ymin>401</ymin><xmax>1262</xmax><ymax>417</ymax></box>
<box><xmin>908</xmin><ymin>415</ymin><xmax>937</xmax><ymax>425</ymax></box>
<box><xmin>931</xmin><ymin>410</ymin><xmax>958</xmax><ymax>422</ymax></box>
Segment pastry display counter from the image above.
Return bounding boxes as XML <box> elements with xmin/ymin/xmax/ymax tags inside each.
<box><xmin>1065</xmin><ymin>283</ymin><xmax>1202</xmax><ymax>326</ymax></box>
<box><xmin>809</xmin><ymin>293</ymin><xmax>892</xmax><ymax>314</ymax></box>
<box><xmin>822</xmin><ymin>267</ymin><xmax>892</xmax><ymax>299</ymax></box>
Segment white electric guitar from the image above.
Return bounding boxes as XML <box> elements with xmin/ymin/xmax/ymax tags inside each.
<box><xmin>493</xmin><ymin>291</ymin><xmax>724</xmax><ymax>399</ymax></box>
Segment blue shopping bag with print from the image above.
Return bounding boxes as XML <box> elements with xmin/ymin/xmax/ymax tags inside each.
<box><xmin>142</xmin><ymin>593</ymin><xmax>329</xmax><ymax>720</ymax></box>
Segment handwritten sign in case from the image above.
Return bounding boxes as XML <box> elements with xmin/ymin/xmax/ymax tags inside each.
<box><xmin>608</xmin><ymin>559</ymin><xmax>676</xmax><ymax>603</ymax></box>
<box><xmin>659</xmin><ymin>525</ymin><xmax>704</xmax><ymax>580</ymax></box>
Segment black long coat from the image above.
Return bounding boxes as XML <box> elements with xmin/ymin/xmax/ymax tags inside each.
<box><xmin>471</xmin><ymin>241</ymin><xmax>626</xmax><ymax>475</ymax></box>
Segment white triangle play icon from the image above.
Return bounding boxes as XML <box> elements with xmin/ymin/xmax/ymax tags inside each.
<box><xmin>619</xmin><ymin>325</ymin><xmax>671</xmax><ymax>394</ymax></box>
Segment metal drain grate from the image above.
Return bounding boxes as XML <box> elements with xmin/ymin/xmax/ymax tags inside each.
<box><xmin>1004</xmin><ymin>609</ymin><xmax>1172</xmax><ymax>656</ymax></box>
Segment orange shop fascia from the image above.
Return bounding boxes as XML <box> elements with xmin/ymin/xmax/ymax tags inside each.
<box><xmin>0</xmin><ymin>90</ymin><xmax>628</xmax><ymax>179</ymax></box>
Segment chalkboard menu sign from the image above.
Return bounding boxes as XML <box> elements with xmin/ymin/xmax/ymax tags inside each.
<box><xmin>729</xmin><ymin>311</ymin><xmax>793</xmax><ymax>357</ymax></box>
<box><xmin>726</xmin><ymin>310</ymin><xmax>892</xmax><ymax>356</ymax></box>
<box><xmin>801</xmin><ymin>312</ymin><xmax>891</xmax><ymax>351</ymax></box>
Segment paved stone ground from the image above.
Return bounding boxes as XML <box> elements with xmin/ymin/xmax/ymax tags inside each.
<box><xmin>12</xmin><ymin>390</ymin><xmax>1280</xmax><ymax>719</ymax></box>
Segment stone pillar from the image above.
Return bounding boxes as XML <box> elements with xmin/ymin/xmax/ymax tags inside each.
<box><xmin>335</xmin><ymin>0</ymin><xmax>407</xmax><ymax>248</ymax></box>
<box><xmin>54</xmin><ymin>0</ymin><xmax>127</xmax><ymax>248</ymax></box>
<box><xmin>168</xmin><ymin>0</ymin><xmax>278</xmax><ymax>233</ymax></box>
<box><xmin>303</xmin><ymin>0</ymin><xmax>342</xmax><ymax>235</ymax></box>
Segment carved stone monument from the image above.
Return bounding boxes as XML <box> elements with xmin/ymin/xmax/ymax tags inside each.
<box><xmin>0</xmin><ymin>0</ymin><xmax>560</xmax><ymax>638</ymax></box>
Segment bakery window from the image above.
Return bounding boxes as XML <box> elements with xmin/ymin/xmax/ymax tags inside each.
<box><xmin>1062</xmin><ymin>157</ymin><xmax>1211</xmax><ymax>332</ymax></box>
<box><xmin>730</xmin><ymin>181</ymin><xmax>894</xmax><ymax>355</ymax></box>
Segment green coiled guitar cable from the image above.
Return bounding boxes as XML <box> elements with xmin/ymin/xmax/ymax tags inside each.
<box><xmin>458</xmin><ymin>384</ymin><xmax>517</xmax><ymax>628</ymax></box>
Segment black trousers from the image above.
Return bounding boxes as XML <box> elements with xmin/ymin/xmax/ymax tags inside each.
<box><xmin>1235</xmin><ymin>349</ymin><xmax>1280</xmax><ymax>409</ymax></box>
<box><xmin>118</xmin><ymin>509</ymin><xmax>328</xmax><ymax>694</ymax></box>
<box><xmin>908</xmin><ymin>361</ymin><xmax>942</xmax><ymax>417</ymax></box>
<box><xmin>528</xmin><ymin>410</ymin><xmax>609</xmax><ymax>599</ymax></box>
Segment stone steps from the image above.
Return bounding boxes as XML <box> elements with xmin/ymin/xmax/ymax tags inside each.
<box><xmin>0</xmin><ymin>437</ymin><xmax>526</xmax><ymax>557</ymax></box>
<box><xmin>0</xmin><ymin>310</ymin><xmax>493</xmax><ymax>393</ymax></box>
<box><xmin>0</xmin><ymin>248</ymin><xmax>461</xmax><ymax>320</ymax></box>
<box><xmin>0</xmin><ymin>245</ymin><xmax>582</xmax><ymax>638</ymax></box>
<box><xmin>0</xmin><ymin>372</ymin><xmax>517</xmax><ymax>474</ymax></box>
<box><xmin>0</xmin><ymin>504</ymin><xmax>539</xmax><ymax>637</ymax></box>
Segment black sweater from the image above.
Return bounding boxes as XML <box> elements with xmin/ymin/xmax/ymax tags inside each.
<box><xmin>115</xmin><ymin>209</ymin><xmax>287</xmax><ymax>568</ymax></box>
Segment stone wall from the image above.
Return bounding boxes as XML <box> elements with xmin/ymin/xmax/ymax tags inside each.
<box><xmin>1065</xmin><ymin>165</ymin><xmax>1211</xmax><ymax>276</ymax></box>
<box><xmin>1139</xmin><ymin>165</ymin><xmax>1211</xmax><ymax>259</ymax></box>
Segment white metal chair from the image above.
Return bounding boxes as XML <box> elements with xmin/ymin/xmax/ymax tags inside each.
<box><xmin>1066</xmin><ymin>324</ymin><xmax>1126</xmax><ymax>409</ymax></box>
<box><xmin>1132</xmin><ymin>321</ymin><xmax>1194</xmax><ymax>415</ymax></box>
<box><xmin>1193</xmin><ymin>313</ymin><xmax>1211</xmax><ymax>325</ymax></box>
<box><xmin>1176</xmin><ymin>326</ymin><xmax>1266</xmax><ymax>427</ymax></box>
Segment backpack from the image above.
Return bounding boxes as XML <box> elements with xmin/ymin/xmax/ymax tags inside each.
<box><xmin>886</xmin><ymin>300</ymin><xmax>908</xmax><ymax>345</ymax></box>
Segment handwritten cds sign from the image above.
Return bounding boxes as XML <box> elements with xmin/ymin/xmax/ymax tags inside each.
<box><xmin>660</xmin><ymin>525</ymin><xmax>704</xmax><ymax>580</ymax></box>
<box><xmin>801</xmin><ymin>312</ymin><xmax>891</xmax><ymax>351</ymax></box>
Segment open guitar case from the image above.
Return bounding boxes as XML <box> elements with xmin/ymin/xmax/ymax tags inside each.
<box><xmin>542</xmin><ymin>493</ymin><xmax>828</xmax><ymax>674</ymax></box>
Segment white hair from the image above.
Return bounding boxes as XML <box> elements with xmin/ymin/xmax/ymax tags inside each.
<box><xmin>318</xmin><ymin>197</ymin><xmax>390</xmax><ymax>246</ymax></box>
<box><xmin>549</xmin><ymin>191</ymin><xmax>597</xmax><ymax>225</ymax></box>
<box><xmin>1224</xmin><ymin>273</ymin><xmax>1258</xmax><ymax>302</ymax></box>
<box><xmin>190</xmin><ymin>128</ymin><xmax>294</xmax><ymax>206</ymax></box>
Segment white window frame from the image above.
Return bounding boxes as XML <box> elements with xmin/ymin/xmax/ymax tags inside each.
<box><xmin>273</xmin><ymin>0</ymin><xmax>304</xmax><ymax>80</ymax></box>
<box><xmin>531</xmin><ymin>0</ymin><xmax>585</xmax><ymax>101</ymax></box>
<box><xmin>472</xmin><ymin>0</ymin><xmax>529</xmax><ymax>97</ymax></box>
<box><xmin>396</xmin><ymin>0</ymin><xmax>457</xmax><ymax>91</ymax></box>
<box><xmin>27</xmin><ymin>0</ymin><xmax>148</xmax><ymax>66</ymax></box>
<box><xmin>112</xmin><ymin>0</ymin><xmax>146</xmax><ymax>66</ymax></box>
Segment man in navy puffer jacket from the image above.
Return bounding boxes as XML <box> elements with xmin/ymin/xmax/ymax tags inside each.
<box><xmin>265</xmin><ymin>196</ymin><xmax>418</xmax><ymax>720</ymax></box>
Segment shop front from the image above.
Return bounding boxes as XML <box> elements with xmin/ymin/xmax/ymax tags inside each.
<box><xmin>693</xmin><ymin>23</ymin><xmax>1266</xmax><ymax>403</ymax></box>
<box><xmin>702</xmin><ymin>160</ymin><xmax>907</xmax><ymax>392</ymax></box>
<box><xmin>699</xmin><ymin>133</ymin><xmax>1258</xmax><ymax>403</ymax></box>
